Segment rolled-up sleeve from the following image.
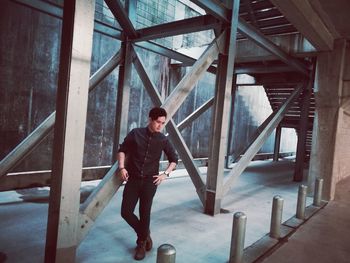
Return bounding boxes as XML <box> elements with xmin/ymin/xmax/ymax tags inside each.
<box><xmin>118</xmin><ymin>129</ymin><xmax>135</xmax><ymax>154</ymax></box>
<box><xmin>164</xmin><ymin>139</ymin><xmax>178</xmax><ymax>164</ymax></box>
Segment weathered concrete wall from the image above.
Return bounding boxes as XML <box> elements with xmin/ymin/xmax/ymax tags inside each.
<box><xmin>169</xmin><ymin>67</ymin><xmax>216</xmax><ymax>158</ymax></box>
<box><xmin>0</xmin><ymin>1</ymin><xmax>61</xmax><ymax>171</ymax></box>
<box><xmin>0</xmin><ymin>1</ymin><xmax>121</xmax><ymax>170</ymax></box>
<box><xmin>229</xmin><ymin>76</ymin><xmax>297</xmax><ymax>161</ymax></box>
<box><xmin>0</xmin><ymin>0</ymin><xmax>296</xmax><ymax>173</ymax></box>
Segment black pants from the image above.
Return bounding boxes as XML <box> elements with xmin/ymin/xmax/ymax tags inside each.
<box><xmin>121</xmin><ymin>178</ymin><xmax>157</xmax><ymax>241</ymax></box>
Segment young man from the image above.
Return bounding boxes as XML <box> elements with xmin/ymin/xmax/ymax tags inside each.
<box><xmin>117</xmin><ymin>107</ymin><xmax>178</xmax><ymax>260</ymax></box>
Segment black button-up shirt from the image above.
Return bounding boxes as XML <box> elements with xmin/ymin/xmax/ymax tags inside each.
<box><xmin>118</xmin><ymin>127</ymin><xmax>178</xmax><ymax>178</ymax></box>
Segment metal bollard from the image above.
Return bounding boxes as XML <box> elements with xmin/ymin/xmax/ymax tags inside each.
<box><xmin>313</xmin><ymin>178</ymin><xmax>324</xmax><ymax>206</ymax></box>
<box><xmin>270</xmin><ymin>195</ymin><xmax>284</xmax><ymax>239</ymax></box>
<box><xmin>157</xmin><ymin>244</ymin><xmax>176</xmax><ymax>263</ymax></box>
<box><xmin>229</xmin><ymin>212</ymin><xmax>247</xmax><ymax>263</ymax></box>
<box><xmin>296</xmin><ymin>185</ymin><xmax>307</xmax><ymax>219</ymax></box>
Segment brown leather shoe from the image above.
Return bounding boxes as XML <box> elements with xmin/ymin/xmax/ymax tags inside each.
<box><xmin>134</xmin><ymin>241</ymin><xmax>146</xmax><ymax>260</ymax></box>
<box><xmin>145</xmin><ymin>235</ymin><xmax>153</xmax><ymax>251</ymax></box>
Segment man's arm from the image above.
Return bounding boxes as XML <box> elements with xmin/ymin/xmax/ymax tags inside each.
<box><xmin>164</xmin><ymin>162</ymin><xmax>177</xmax><ymax>175</ymax></box>
<box><xmin>153</xmin><ymin>161</ymin><xmax>177</xmax><ymax>185</ymax></box>
<box><xmin>117</xmin><ymin>151</ymin><xmax>126</xmax><ymax>168</ymax></box>
<box><xmin>117</xmin><ymin>151</ymin><xmax>128</xmax><ymax>181</ymax></box>
<box><xmin>116</xmin><ymin>129</ymin><xmax>134</xmax><ymax>181</ymax></box>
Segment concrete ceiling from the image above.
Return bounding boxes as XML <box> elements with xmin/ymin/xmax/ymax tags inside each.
<box><xmin>270</xmin><ymin>0</ymin><xmax>350</xmax><ymax>51</ymax></box>
<box><xmin>315</xmin><ymin>0</ymin><xmax>350</xmax><ymax>39</ymax></box>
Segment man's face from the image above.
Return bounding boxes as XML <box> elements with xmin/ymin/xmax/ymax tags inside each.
<box><xmin>148</xmin><ymin>116</ymin><xmax>166</xmax><ymax>133</ymax></box>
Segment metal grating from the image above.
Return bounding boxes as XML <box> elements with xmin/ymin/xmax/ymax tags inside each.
<box><xmin>264</xmin><ymin>84</ymin><xmax>315</xmax><ymax>162</ymax></box>
<box><xmin>238</xmin><ymin>0</ymin><xmax>298</xmax><ymax>37</ymax></box>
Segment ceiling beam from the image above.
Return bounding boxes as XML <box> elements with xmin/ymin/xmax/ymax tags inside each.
<box><xmin>234</xmin><ymin>64</ymin><xmax>297</xmax><ymax>74</ymax></box>
<box><xmin>134</xmin><ymin>41</ymin><xmax>217</xmax><ymax>74</ymax></box>
<box><xmin>135</xmin><ymin>14</ymin><xmax>220</xmax><ymax>42</ymax></box>
<box><xmin>12</xmin><ymin>0</ymin><xmax>122</xmax><ymax>39</ymax></box>
<box><xmin>270</xmin><ymin>0</ymin><xmax>334</xmax><ymax>51</ymax></box>
<box><xmin>190</xmin><ymin>0</ymin><xmax>310</xmax><ymax>75</ymax></box>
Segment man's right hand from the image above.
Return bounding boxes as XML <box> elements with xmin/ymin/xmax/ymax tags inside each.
<box><xmin>119</xmin><ymin>167</ymin><xmax>129</xmax><ymax>181</ymax></box>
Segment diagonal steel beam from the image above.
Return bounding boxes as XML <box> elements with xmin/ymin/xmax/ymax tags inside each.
<box><xmin>135</xmin><ymin>41</ymin><xmax>196</xmax><ymax>65</ymax></box>
<box><xmin>190</xmin><ymin>0</ymin><xmax>230</xmax><ymax>23</ymax></box>
<box><xmin>134</xmin><ymin>41</ymin><xmax>217</xmax><ymax>74</ymax></box>
<box><xmin>162</xmin><ymin>30</ymin><xmax>226</xmax><ymax>121</ymax></box>
<box><xmin>223</xmin><ymin>84</ymin><xmax>303</xmax><ymax>195</ymax></box>
<box><xmin>0</xmin><ymin>50</ymin><xmax>122</xmax><ymax>177</ymax></box>
<box><xmin>135</xmin><ymin>14</ymin><xmax>220</xmax><ymax>42</ymax></box>
<box><xmin>77</xmin><ymin>162</ymin><xmax>121</xmax><ymax>244</ymax></box>
<box><xmin>189</xmin><ymin>0</ymin><xmax>309</xmax><ymax>76</ymax></box>
<box><xmin>132</xmin><ymin>45</ymin><xmax>206</xmax><ymax>204</ymax></box>
<box><xmin>104</xmin><ymin>0</ymin><xmax>138</xmax><ymax>38</ymax></box>
<box><xmin>0</xmin><ymin>166</ymin><xmax>111</xmax><ymax>192</ymax></box>
<box><xmin>177</xmin><ymin>98</ymin><xmax>214</xmax><ymax>131</ymax></box>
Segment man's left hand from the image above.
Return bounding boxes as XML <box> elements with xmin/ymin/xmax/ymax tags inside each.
<box><xmin>153</xmin><ymin>174</ymin><xmax>167</xmax><ymax>185</ymax></box>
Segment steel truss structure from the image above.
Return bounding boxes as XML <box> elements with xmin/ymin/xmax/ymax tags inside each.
<box><xmin>1</xmin><ymin>0</ymin><xmax>326</xmax><ymax>261</ymax></box>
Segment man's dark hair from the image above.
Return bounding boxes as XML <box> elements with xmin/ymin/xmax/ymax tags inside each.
<box><xmin>149</xmin><ymin>107</ymin><xmax>167</xmax><ymax>120</ymax></box>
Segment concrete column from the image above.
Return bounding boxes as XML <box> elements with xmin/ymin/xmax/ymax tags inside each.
<box><xmin>45</xmin><ymin>0</ymin><xmax>95</xmax><ymax>262</ymax></box>
<box><xmin>308</xmin><ymin>39</ymin><xmax>350</xmax><ymax>200</ymax></box>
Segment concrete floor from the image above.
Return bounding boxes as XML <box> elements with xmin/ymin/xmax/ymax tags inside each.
<box><xmin>1</xmin><ymin>159</ymin><xmax>346</xmax><ymax>263</ymax></box>
<box><xmin>261</xmin><ymin>176</ymin><xmax>350</xmax><ymax>263</ymax></box>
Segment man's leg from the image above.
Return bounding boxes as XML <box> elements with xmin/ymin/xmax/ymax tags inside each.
<box><xmin>121</xmin><ymin>180</ymin><xmax>141</xmax><ymax>237</ymax></box>
<box><xmin>138</xmin><ymin>181</ymin><xmax>157</xmax><ymax>242</ymax></box>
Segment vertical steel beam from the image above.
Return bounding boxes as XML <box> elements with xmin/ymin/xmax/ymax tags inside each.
<box><xmin>205</xmin><ymin>0</ymin><xmax>240</xmax><ymax>215</ymax></box>
<box><xmin>112</xmin><ymin>42</ymin><xmax>132</xmax><ymax>158</ymax></box>
<box><xmin>273</xmin><ymin>125</ymin><xmax>282</xmax><ymax>161</ymax></box>
<box><xmin>112</xmin><ymin>0</ymin><xmax>136</xmax><ymax>160</ymax></box>
<box><xmin>294</xmin><ymin>86</ymin><xmax>311</xmax><ymax>181</ymax></box>
<box><xmin>44</xmin><ymin>0</ymin><xmax>95</xmax><ymax>262</ymax></box>
<box><xmin>294</xmin><ymin>66</ymin><xmax>315</xmax><ymax>181</ymax></box>
<box><xmin>226</xmin><ymin>74</ymin><xmax>237</xmax><ymax>168</ymax></box>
